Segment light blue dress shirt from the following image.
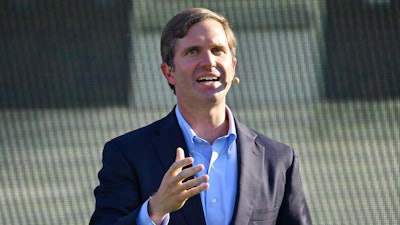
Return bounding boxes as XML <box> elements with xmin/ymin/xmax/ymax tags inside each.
<box><xmin>137</xmin><ymin>105</ymin><xmax>238</xmax><ymax>225</ymax></box>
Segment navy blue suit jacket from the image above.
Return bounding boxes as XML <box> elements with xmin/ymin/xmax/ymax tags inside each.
<box><xmin>90</xmin><ymin>108</ymin><xmax>312</xmax><ymax>225</ymax></box>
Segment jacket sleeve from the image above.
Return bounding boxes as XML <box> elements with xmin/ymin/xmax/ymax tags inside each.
<box><xmin>276</xmin><ymin>150</ymin><xmax>313</xmax><ymax>225</ymax></box>
<box><xmin>89</xmin><ymin>141</ymin><xmax>142</xmax><ymax>225</ymax></box>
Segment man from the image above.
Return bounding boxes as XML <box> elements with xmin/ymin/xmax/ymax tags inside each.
<box><xmin>90</xmin><ymin>7</ymin><xmax>312</xmax><ymax>225</ymax></box>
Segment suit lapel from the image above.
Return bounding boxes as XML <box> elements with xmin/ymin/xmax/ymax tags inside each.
<box><xmin>152</xmin><ymin>109</ymin><xmax>206</xmax><ymax>225</ymax></box>
<box><xmin>231</xmin><ymin>122</ymin><xmax>265</xmax><ymax>224</ymax></box>
<box><xmin>152</xmin><ymin>110</ymin><xmax>185</xmax><ymax>171</ymax></box>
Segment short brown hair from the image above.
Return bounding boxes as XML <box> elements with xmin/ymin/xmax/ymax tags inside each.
<box><xmin>161</xmin><ymin>8</ymin><xmax>237</xmax><ymax>89</ymax></box>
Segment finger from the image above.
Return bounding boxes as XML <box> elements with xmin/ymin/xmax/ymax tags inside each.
<box><xmin>181</xmin><ymin>174</ymin><xmax>209</xmax><ymax>190</ymax></box>
<box><xmin>175</xmin><ymin>147</ymin><xmax>185</xmax><ymax>162</ymax></box>
<box><xmin>173</xmin><ymin>147</ymin><xmax>194</xmax><ymax>171</ymax></box>
<box><xmin>177</xmin><ymin>164</ymin><xmax>204</xmax><ymax>181</ymax></box>
<box><xmin>165</xmin><ymin>148</ymin><xmax>193</xmax><ymax>177</ymax></box>
<box><xmin>182</xmin><ymin>182</ymin><xmax>209</xmax><ymax>199</ymax></box>
<box><xmin>172</xmin><ymin>164</ymin><xmax>204</xmax><ymax>184</ymax></box>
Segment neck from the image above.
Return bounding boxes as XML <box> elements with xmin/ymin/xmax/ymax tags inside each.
<box><xmin>179</xmin><ymin>103</ymin><xmax>229</xmax><ymax>143</ymax></box>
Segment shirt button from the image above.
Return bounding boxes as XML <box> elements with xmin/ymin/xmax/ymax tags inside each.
<box><xmin>212</xmin><ymin>198</ymin><xmax>217</xmax><ymax>204</ymax></box>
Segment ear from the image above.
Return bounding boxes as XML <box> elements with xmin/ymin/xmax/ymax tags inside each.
<box><xmin>160</xmin><ymin>63</ymin><xmax>175</xmax><ymax>86</ymax></box>
<box><xmin>232</xmin><ymin>57</ymin><xmax>237</xmax><ymax>74</ymax></box>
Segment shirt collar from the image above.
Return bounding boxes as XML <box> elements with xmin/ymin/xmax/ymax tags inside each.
<box><xmin>175</xmin><ymin>105</ymin><xmax>237</xmax><ymax>145</ymax></box>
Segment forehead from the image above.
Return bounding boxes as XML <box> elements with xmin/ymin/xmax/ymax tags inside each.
<box><xmin>176</xmin><ymin>19</ymin><xmax>229</xmax><ymax>49</ymax></box>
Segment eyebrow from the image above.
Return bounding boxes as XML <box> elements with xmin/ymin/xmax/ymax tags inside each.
<box><xmin>180</xmin><ymin>45</ymin><xmax>201</xmax><ymax>55</ymax></box>
<box><xmin>184</xmin><ymin>43</ymin><xmax>226</xmax><ymax>52</ymax></box>
<box><xmin>186</xmin><ymin>46</ymin><xmax>201</xmax><ymax>52</ymax></box>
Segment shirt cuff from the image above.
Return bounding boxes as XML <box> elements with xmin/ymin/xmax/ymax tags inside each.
<box><xmin>136</xmin><ymin>198</ymin><xmax>170</xmax><ymax>225</ymax></box>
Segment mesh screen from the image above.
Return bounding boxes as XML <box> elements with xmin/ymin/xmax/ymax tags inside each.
<box><xmin>1</xmin><ymin>1</ymin><xmax>399</xmax><ymax>224</ymax></box>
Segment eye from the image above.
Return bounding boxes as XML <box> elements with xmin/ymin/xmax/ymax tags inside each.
<box><xmin>212</xmin><ymin>46</ymin><xmax>225</xmax><ymax>55</ymax></box>
<box><xmin>186</xmin><ymin>47</ymin><xmax>199</xmax><ymax>56</ymax></box>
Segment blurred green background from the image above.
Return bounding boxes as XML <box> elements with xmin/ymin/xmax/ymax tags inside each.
<box><xmin>1</xmin><ymin>0</ymin><xmax>399</xmax><ymax>224</ymax></box>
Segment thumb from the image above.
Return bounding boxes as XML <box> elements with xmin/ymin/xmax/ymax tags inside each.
<box><xmin>175</xmin><ymin>147</ymin><xmax>185</xmax><ymax>162</ymax></box>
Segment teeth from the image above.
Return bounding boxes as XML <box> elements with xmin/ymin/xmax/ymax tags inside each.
<box><xmin>198</xmin><ymin>77</ymin><xmax>218</xmax><ymax>81</ymax></box>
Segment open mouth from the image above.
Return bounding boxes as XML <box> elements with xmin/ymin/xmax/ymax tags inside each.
<box><xmin>197</xmin><ymin>76</ymin><xmax>219</xmax><ymax>82</ymax></box>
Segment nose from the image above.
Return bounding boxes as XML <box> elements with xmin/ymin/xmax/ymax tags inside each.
<box><xmin>200</xmin><ymin>50</ymin><xmax>216</xmax><ymax>68</ymax></box>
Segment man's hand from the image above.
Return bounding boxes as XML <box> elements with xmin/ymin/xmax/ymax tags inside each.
<box><xmin>148</xmin><ymin>147</ymin><xmax>209</xmax><ymax>224</ymax></box>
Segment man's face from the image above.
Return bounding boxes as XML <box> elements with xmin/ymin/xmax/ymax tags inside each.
<box><xmin>162</xmin><ymin>19</ymin><xmax>237</xmax><ymax>107</ymax></box>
